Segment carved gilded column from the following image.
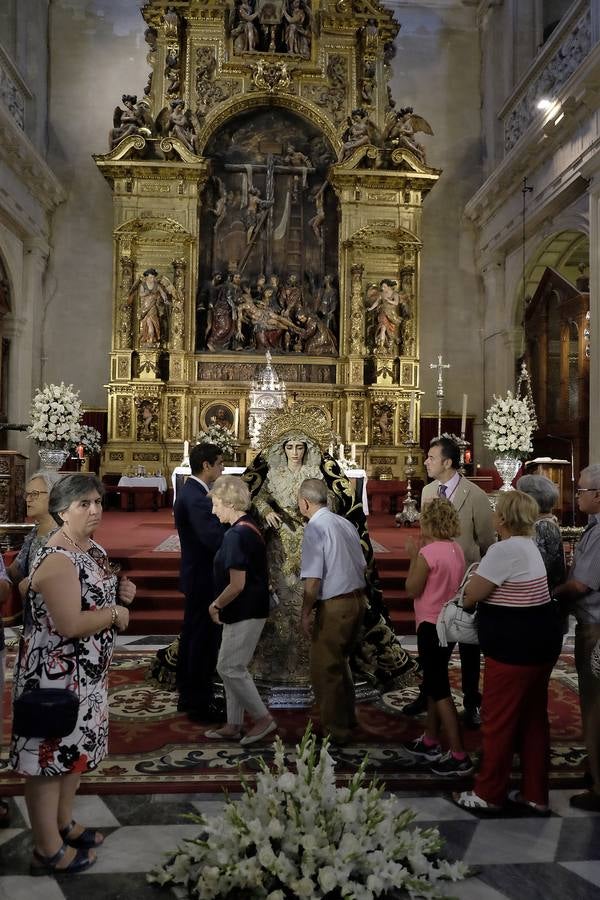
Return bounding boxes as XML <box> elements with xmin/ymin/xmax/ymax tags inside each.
<box><xmin>171</xmin><ymin>257</ymin><xmax>186</xmax><ymax>351</ymax></box>
<box><xmin>117</xmin><ymin>254</ymin><xmax>134</xmax><ymax>350</ymax></box>
<box><xmin>349</xmin><ymin>263</ymin><xmax>365</xmax><ymax>358</ymax></box>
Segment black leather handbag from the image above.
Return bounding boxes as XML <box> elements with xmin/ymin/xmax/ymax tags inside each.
<box><xmin>12</xmin><ymin>641</ymin><xmax>80</xmax><ymax>739</ymax></box>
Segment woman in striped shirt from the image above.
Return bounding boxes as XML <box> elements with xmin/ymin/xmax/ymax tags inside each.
<box><xmin>453</xmin><ymin>490</ymin><xmax>563</xmax><ymax>814</ymax></box>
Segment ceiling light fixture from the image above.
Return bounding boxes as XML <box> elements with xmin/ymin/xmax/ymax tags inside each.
<box><xmin>536</xmin><ymin>98</ymin><xmax>553</xmax><ymax>111</ymax></box>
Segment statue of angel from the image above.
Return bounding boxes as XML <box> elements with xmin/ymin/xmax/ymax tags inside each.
<box><xmin>109</xmin><ymin>94</ymin><xmax>154</xmax><ymax>150</ymax></box>
<box><xmin>166</xmin><ymin>99</ymin><xmax>199</xmax><ymax>154</ymax></box>
<box><xmin>365</xmin><ymin>278</ymin><xmax>411</xmax><ymax>355</ymax></box>
<box><xmin>338</xmin><ymin>108</ymin><xmax>379</xmax><ymax>162</ymax></box>
<box><xmin>383</xmin><ymin>106</ymin><xmax>434</xmax><ymax>163</ymax></box>
<box><xmin>128</xmin><ymin>268</ymin><xmax>178</xmax><ymax>348</ymax></box>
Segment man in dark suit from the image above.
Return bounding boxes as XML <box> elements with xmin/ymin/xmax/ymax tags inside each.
<box><xmin>175</xmin><ymin>442</ymin><xmax>225</xmax><ymax>721</ymax></box>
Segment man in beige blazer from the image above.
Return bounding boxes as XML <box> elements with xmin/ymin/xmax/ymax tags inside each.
<box><xmin>411</xmin><ymin>435</ymin><xmax>495</xmax><ymax>727</ymax></box>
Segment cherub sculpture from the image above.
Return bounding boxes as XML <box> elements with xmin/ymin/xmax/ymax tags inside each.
<box><xmin>383</xmin><ymin>106</ymin><xmax>434</xmax><ymax>163</ymax></box>
<box><xmin>365</xmin><ymin>278</ymin><xmax>411</xmax><ymax>355</ymax></box>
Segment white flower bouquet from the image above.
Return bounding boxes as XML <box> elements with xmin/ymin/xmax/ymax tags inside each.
<box><xmin>483</xmin><ymin>390</ymin><xmax>533</xmax><ymax>457</ymax></box>
<box><xmin>68</xmin><ymin>424</ymin><xmax>102</xmax><ymax>454</ymax></box>
<box><xmin>200</xmin><ymin>423</ymin><xmax>237</xmax><ymax>456</ymax></box>
<box><xmin>28</xmin><ymin>382</ymin><xmax>82</xmax><ymax>447</ymax></box>
<box><xmin>149</xmin><ymin>728</ymin><xmax>468</xmax><ymax>899</ymax></box>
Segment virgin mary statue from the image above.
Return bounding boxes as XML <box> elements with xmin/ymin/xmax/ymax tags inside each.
<box><xmin>242</xmin><ymin>405</ymin><xmax>417</xmax><ymax>698</ymax></box>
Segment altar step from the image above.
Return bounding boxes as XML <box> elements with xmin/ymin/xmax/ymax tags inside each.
<box><xmin>114</xmin><ymin>549</ymin><xmax>415</xmax><ymax>636</ymax></box>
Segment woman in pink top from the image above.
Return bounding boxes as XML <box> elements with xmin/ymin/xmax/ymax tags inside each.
<box><xmin>402</xmin><ymin>499</ymin><xmax>471</xmax><ymax>776</ymax></box>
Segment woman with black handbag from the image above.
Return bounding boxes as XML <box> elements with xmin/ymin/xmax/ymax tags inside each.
<box><xmin>10</xmin><ymin>474</ymin><xmax>135</xmax><ymax>875</ymax></box>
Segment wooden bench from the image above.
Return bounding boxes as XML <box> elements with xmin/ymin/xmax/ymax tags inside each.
<box><xmin>119</xmin><ymin>485</ymin><xmax>161</xmax><ymax>512</ymax></box>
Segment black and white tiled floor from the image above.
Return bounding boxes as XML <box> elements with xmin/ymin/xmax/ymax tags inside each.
<box><xmin>2</xmin><ymin>632</ymin><xmax>599</xmax><ymax>899</ymax></box>
<box><xmin>1</xmin><ymin>789</ymin><xmax>600</xmax><ymax>899</ymax></box>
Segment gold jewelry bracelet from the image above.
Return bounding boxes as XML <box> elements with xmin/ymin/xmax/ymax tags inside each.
<box><xmin>110</xmin><ymin>606</ymin><xmax>118</xmax><ymax>628</ymax></box>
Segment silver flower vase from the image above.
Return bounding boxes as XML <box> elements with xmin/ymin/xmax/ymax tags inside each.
<box><xmin>494</xmin><ymin>456</ymin><xmax>521</xmax><ymax>491</ymax></box>
<box><xmin>38</xmin><ymin>446</ymin><xmax>69</xmax><ymax>471</ymax></box>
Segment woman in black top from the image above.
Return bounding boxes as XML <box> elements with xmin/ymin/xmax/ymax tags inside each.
<box><xmin>207</xmin><ymin>475</ymin><xmax>275</xmax><ymax>746</ymax></box>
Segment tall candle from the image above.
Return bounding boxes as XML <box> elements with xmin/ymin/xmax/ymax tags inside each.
<box><xmin>183</xmin><ymin>440</ymin><xmax>189</xmax><ymax>460</ymax></box>
<box><xmin>328</xmin><ymin>442</ymin><xmax>334</xmax><ymax>457</ymax></box>
<box><xmin>409</xmin><ymin>393</ymin><xmax>416</xmax><ymax>434</ymax></box>
<box><xmin>339</xmin><ymin>443</ymin><xmax>344</xmax><ymax>459</ymax></box>
<box><xmin>233</xmin><ymin>407</ymin><xmax>239</xmax><ymax>436</ymax></box>
<box><xmin>191</xmin><ymin>405</ymin><xmax>198</xmax><ymax>439</ymax></box>
<box><xmin>461</xmin><ymin>394</ymin><xmax>468</xmax><ymax>436</ymax></box>
<box><xmin>351</xmin><ymin>443</ymin><xmax>356</xmax><ymax>460</ymax></box>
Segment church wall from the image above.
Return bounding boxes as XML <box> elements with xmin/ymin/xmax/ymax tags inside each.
<box><xmin>388</xmin><ymin>2</ymin><xmax>485</xmax><ymax>437</ymax></box>
<box><xmin>43</xmin><ymin>0</ymin><xmax>147</xmax><ymax>408</ymax></box>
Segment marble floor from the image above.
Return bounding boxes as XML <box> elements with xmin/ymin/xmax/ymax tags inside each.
<box><xmin>2</xmin><ymin>631</ymin><xmax>599</xmax><ymax>899</ymax></box>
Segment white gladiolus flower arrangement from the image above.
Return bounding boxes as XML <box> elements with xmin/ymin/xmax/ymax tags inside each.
<box><xmin>200</xmin><ymin>423</ymin><xmax>237</xmax><ymax>455</ymax></box>
<box><xmin>148</xmin><ymin>728</ymin><xmax>469</xmax><ymax>899</ymax></box>
<box><xmin>28</xmin><ymin>382</ymin><xmax>83</xmax><ymax>447</ymax></box>
<box><xmin>483</xmin><ymin>390</ymin><xmax>533</xmax><ymax>456</ymax></box>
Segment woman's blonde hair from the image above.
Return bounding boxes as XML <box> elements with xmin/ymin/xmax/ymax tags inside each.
<box><xmin>495</xmin><ymin>489</ymin><xmax>539</xmax><ymax>536</ymax></box>
<box><xmin>209</xmin><ymin>474</ymin><xmax>251</xmax><ymax>511</ymax></box>
<box><xmin>419</xmin><ymin>497</ymin><xmax>461</xmax><ymax>540</ymax></box>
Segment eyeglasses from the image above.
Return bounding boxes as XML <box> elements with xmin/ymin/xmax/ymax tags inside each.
<box><xmin>23</xmin><ymin>490</ymin><xmax>48</xmax><ymax>500</ymax></box>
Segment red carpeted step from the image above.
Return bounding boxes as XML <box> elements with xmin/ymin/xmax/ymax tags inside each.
<box><xmin>128</xmin><ymin>608</ymin><xmax>184</xmax><ymax>634</ymax></box>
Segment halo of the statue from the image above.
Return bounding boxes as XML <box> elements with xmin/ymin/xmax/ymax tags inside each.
<box><xmin>258</xmin><ymin>404</ymin><xmax>332</xmax><ymax>453</ymax></box>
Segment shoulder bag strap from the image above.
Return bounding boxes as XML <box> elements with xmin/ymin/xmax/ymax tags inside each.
<box><xmin>235</xmin><ymin>519</ymin><xmax>265</xmax><ymax>544</ymax></box>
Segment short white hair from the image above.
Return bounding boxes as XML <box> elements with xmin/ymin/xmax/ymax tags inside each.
<box><xmin>298</xmin><ymin>478</ymin><xmax>327</xmax><ymax>505</ymax></box>
<box><xmin>581</xmin><ymin>464</ymin><xmax>600</xmax><ymax>490</ymax></box>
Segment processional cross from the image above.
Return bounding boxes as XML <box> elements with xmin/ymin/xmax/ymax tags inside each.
<box><xmin>429</xmin><ymin>354</ymin><xmax>450</xmax><ymax>438</ymax></box>
<box><xmin>224</xmin><ymin>154</ymin><xmax>315</xmax><ymax>275</ymax></box>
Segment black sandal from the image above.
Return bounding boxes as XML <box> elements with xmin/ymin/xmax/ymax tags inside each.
<box><xmin>59</xmin><ymin>818</ymin><xmax>105</xmax><ymax>849</ymax></box>
<box><xmin>0</xmin><ymin>799</ymin><xmax>9</xmax><ymax>829</ymax></box>
<box><xmin>30</xmin><ymin>842</ymin><xmax>96</xmax><ymax>876</ymax></box>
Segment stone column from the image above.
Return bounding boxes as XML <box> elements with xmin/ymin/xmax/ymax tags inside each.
<box><xmin>8</xmin><ymin>238</ymin><xmax>49</xmax><ymax>458</ymax></box>
<box><xmin>588</xmin><ymin>182</ymin><xmax>600</xmax><ymax>459</ymax></box>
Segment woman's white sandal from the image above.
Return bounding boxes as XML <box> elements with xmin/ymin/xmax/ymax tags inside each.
<box><xmin>507</xmin><ymin>790</ymin><xmax>551</xmax><ymax>817</ymax></box>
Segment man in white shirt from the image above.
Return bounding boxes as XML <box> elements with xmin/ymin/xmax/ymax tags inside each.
<box><xmin>298</xmin><ymin>478</ymin><xmax>367</xmax><ymax>745</ymax></box>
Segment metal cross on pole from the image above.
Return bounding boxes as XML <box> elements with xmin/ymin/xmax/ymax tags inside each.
<box><xmin>429</xmin><ymin>354</ymin><xmax>451</xmax><ymax>438</ymax></box>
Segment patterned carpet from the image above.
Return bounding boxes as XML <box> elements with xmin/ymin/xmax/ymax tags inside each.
<box><xmin>0</xmin><ymin>647</ymin><xmax>585</xmax><ymax>795</ymax></box>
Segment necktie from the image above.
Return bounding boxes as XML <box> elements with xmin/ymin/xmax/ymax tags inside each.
<box><xmin>438</xmin><ymin>484</ymin><xmax>447</xmax><ymax>498</ymax></box>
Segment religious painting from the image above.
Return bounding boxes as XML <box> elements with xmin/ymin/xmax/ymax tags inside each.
<box><xmin>197</xmin><ymin>107</ymin><xmax>339</xmax><ymax>355</ymax></box>
<box><xmin>201</xmin><ymin>402</ymin><xmax>235</xmax><ymax>432</ymax></box>
<box><xmin>137</xmin><ymin>398</ymin><xmax>159</xmax><ymax>442</ymax></box>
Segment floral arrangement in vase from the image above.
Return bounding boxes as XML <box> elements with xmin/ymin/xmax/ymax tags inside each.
<box><xmin>28</xmin><ymin>382</ymin><xmax>83</xmax><ymax>447</ymax></box>
<box><xmin>483</xmin><ymin>390</ymin><xmax>533</xmax><ymax>457</ymax></box>
<box><xmin>67</xmin><ymin>424</ymin><xmax>102</xmax><ymax>455</ymax></box>
<box><xmin>149</xmin><ymin>728</ymin><xmax>468</xmax><ymax>899</ymax></box>
<box><xmin>199</xmin><ymin>423</ymin><xmax>237</xmax><ymax>457</ymax></box>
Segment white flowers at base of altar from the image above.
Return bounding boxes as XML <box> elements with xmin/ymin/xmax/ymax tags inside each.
<box><xmin>200</xmin><ymin>424</ymin><xmax>237</xmax><ymax>456</ymax></box>
<box><xmin>148</xmin><ymin>728</ymin><xmax>469</xmax><ymax>899</ymax></box>
<box><xmin>483</xmin><ymin>390</ymin><xmax>533</xmax><ymax>456</ymax></box>
<box><xmin>28</xmin><ymin>382</ymin><xmax>83</xmax><ymax>447</ymax></box>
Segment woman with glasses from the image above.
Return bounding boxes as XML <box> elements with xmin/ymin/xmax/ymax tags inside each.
<box><xmin>10</xmin><ymin>474</ymin><xmax>135</xmax><ymax>875</ymax></box>
<box><xmin>7</xmin><ymin>471</ymin><xmax>64</xmax><ymax>595</ymax></box>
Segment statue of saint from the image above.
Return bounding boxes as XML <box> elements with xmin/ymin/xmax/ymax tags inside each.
<box><xmin>281</xmin><ymin>0</ymin><xmax>311</xmax><ymax>58</ymax></box>
<box><xmin>167</xmin><ymin>99</ymin><xmax>199</xmax><ymax>154</ymax></box>
<box><xmin>242</xmin><ymin>406</ymin><xmax>418</xmax><ymax>692</ymax></box>
<box><xmin>366</xmin><ymin>278</ymin><xmax>411</xmax><ymax>355</ymax></box>
<box><xmin>128</xmin><ymin>268</ymin><xmax>176</xmax><ymax>348</ymax></box>
<box><xmin>316</xmin><ymin>274</ymin><xmax>338</xmax><ymax>330</ymax></box>
<box><xmin>339</xmin><ymin>108</ymin><xmax>373</xmax><ymax>162</ymax></box>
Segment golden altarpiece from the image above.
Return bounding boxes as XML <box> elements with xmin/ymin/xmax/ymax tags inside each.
<box><xmin>94</xmin><ymin>0</ymin><xmax>440</xmax><ymax>477</ymax></box>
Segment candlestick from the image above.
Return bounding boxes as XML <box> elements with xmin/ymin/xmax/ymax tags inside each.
<box><xmin>461</xmin><ymin>394</ymin><xmax>468</xmax><ymax>436</ymax></box>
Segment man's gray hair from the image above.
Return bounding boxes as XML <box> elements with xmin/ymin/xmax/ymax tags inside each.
<box><xmin>28</xmin><ymin>470</ymin><xmax>65</xmax><ymax>493</ymax></box>
<box><xmin>298</xmin><ymin>477</ymin><xmax>327</xmax><ymax>505</ymax></box>
<box><xmin>581</xmin><ymin>464</ymin><xmax>600</xmax><ymax>489</ymax></box>
<box><xmin>516</xmin><ymin>474</ymin><xmax>559</xmax><ymax>513</ymax></box>
<box><xmin>49</xmin><ymin>473</ymin><xmax>104</xmax><ymax>523</ymax></box>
